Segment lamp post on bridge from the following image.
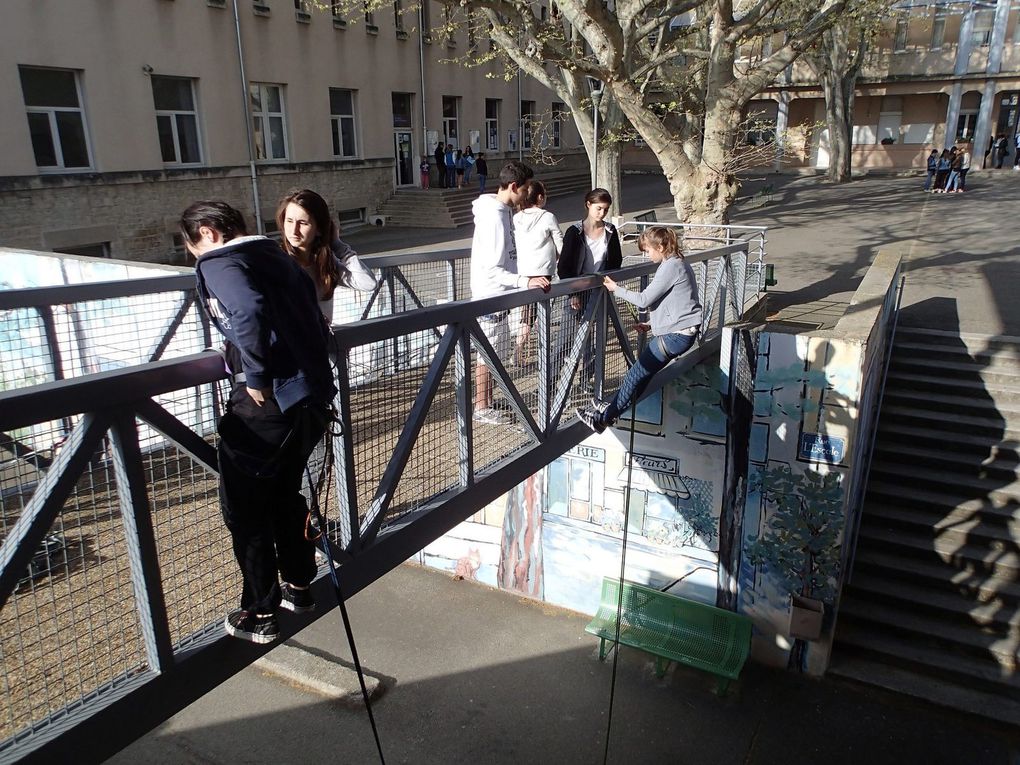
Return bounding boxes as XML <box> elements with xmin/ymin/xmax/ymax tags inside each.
<box><xmin>587</xmin><ymin>77</ymin><xmax>604</xmax><ymax>189</ymax></box>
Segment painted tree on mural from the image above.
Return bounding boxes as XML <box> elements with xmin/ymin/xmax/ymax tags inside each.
<box><xmin>746</xmin><ymin>463</ymin><xmax>843</xmax><ymax>603</ymax></box>
<box><xmin>429</xmin><ymin>0</ymin><xmax>851</xmax><ymax>224</ymax></box>
<box><xmin>497</xmin><ymin>472</ymin><xmax>544</xmax><ymax>597</ymax></box>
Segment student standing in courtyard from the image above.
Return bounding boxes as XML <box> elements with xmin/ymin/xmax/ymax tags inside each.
<box><xmin>923</xmin><ymin>149</ymin><xmax>938</xmax><ymax>191</ymax></box>
<box><xmin>469</xmin><ymin>161</ymin><xmax>550</xmax><ymax>425</ymax></box>
<box><xmin>181</xmin><ymin>200</ymin><xmax>335</xmax><ymax>644</ymax></box>
<box><xmin>476</xmin><ymin>153</ymin><xmax>489</xmax><ymax>192</ymax></box>
<box><xmin>434</xmin><ymin>143</ymin><xmax>447</xmax><ymax>188</ymax></box>
<box><xmin>577</xmin><ymin>226</ymin><xmax>701</xmax><ymax>433</ymax></box>
<box><xmin>276</xmin><ymin>188</ymin><xmax>377</xmax><ymax>323</ymax></box>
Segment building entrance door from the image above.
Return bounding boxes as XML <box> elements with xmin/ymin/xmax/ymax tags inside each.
<box><xmin>394</xmin><ymin>131</ymin><xmax>413</xmax><ymax>187</ymax></box>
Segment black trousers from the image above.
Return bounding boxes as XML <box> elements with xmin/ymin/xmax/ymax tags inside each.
<box><xmin>217</xmin><ymin>386</ymin><xmax>328</xmax><ymax>614</ymax></box>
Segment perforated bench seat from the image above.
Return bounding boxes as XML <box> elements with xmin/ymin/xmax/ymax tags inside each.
<box><xmin>585</xmin><ymin>576</ymin><xmax>752</xmax><ymax>695</ymax></box>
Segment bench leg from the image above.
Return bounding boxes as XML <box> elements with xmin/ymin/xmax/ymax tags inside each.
<box><xmin>715</xmin><ymin>677</ymin><xmax>731</xmax><ymax>696</ymax></box>
<box><xmin>598</xmin><ymin>638</ymin><xmax>608</xmax><ymax>662</ymax></box>
<box><xmin>654</xmin><ymin>656</ymin><xmax>670</xmax><ymax>679</ymax></box>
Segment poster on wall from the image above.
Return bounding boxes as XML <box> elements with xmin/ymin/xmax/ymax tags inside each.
<box><xmin>468</xmin><ymin>129</ymin><xmax>480</xmax><ymax>152</ymax></box>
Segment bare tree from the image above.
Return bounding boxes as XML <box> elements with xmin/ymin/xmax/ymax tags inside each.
<box><xmin>803</xmin><ymin>3</ymin><xmax>887</xmax><ymax>183</ymax></box>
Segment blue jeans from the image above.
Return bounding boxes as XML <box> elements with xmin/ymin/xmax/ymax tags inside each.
<box><xmin>923</xmin><ymin>170</ymin><xmax>935</xmax><ymax>190</ymax></box>
<box><xmin>946</xmin><ymin>170</ymin><xmax>960</xmax><ymax>191</ymax></box>
<box><xmin>478</xmin><ymin>174</ymin><xmax>487</xmax><ymax>192</ymax></box>
<box><xmin>602</xmin><ymin>332</ymin><xmax>697</xmax><ymax>424</ymax></box>
<box><xmin>446</xmin><ymin>166</ymin><xmax>456</xmax><ymax>187</ymax></box>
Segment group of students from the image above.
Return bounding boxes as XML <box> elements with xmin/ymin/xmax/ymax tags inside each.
<box><xmin>182</xmin><ymin>162</ymin><xmax>701</xmax><ymax>645</ymax></box>
<box><xmin>468</xmin><ymin>160</ymin><xmax>702</xmax><ymax>435</ymax></box>
<box><xmin>424</xmin><ymin>143</ymin><xmax>488</xmax><ymax>191</ymax></box>
<box><xmin>179</xmin><ymin>189</ymin><xmax>376</xmax><ymax>644</ymax></box>
<box><xmin>924</xmin><ymin>145</ymin><xmax>971</xmax><ymax>194</ymax></box>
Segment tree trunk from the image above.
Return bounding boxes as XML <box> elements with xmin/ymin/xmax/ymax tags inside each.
<box><xmin>595</xmin><ymin>140</ymin><xmax>623</xmax><ymax>214</ymax></box>
<box><xmin>497</xmin><ymin>470</ymin><xmax>544</xmax><ymax>597</ymax></box>
<box><xmin>821</xmin><ymin>72</ymin><xmax>854</xmax><ymax>184</ymax></box>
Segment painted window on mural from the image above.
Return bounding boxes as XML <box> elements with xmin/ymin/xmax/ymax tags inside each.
<box><xmin>547</xmin><ymin>452</ymin><xmax>604</xmax><ymax>524</ymax></box>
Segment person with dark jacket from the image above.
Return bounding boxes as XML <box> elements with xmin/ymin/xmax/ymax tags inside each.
<box><xmin>434</xmin><ymin>143</ymin><xmax>446</xmax><ymax>187</ymax></box>
<box><xmin>554</xmin><ymin>188</ymin><xmax>623</xmax><ymax>391</ymax></box>
<box><xmin>476</xmin><ymin>153</ymin><xmax>489</xmax><ymax>192</ymax></box>
<box><xmin>923</xmin><ymin>149</ymin><xmax>938</xmax><ymax>191</ymax></box>
<box><xmin>182</xmin><ymin>200</ymin><xmax>335</xmax><ymax>645</ymax></box>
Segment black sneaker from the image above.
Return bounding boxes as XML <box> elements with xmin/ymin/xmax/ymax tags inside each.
<box><xmin>576</xmin><ymin>406</ymin><xmax>606</xmax><ymax>433</ymax></box>
<box><xmin>225</xmin><ymin>609</ymin><xmax>279</xmax><ymax>644</ymax></box>
<box><xmin>280</xmin><ymin>582</ymin><xmax>316</xmax><ymax>613</ymax></box>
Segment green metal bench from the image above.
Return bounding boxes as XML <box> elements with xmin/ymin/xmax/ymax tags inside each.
<box><xmin>585</xmin><ymin>577</ymin><xmax>752</xmax><ymax>695</ymax></box>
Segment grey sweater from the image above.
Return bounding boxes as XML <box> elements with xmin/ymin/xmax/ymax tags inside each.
<box><xmin>614</xmin><ymin>256</ymin><xmax>702</xmax><ymax>336</ymax></box>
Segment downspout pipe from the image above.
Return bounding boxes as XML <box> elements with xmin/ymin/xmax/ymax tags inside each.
<box><xmin>231</xmin><ymin>0</ymin><xmax>264</xmax><ymax>234</ymax></box>
<box><xmin>418</xmin><ymin>4</ymin><xmax>429</xmax><ymax>178</ymax></box>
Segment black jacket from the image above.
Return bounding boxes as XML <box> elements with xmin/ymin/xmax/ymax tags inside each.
<box><xmin>195</xmin><ymin>236</ymin><xmax>336</xmax><ymax>412</ymax></box>
<box><xmin>557</xmin><ymin>221</ymin><xmax>622</xmax><ymax>280</ymax></box>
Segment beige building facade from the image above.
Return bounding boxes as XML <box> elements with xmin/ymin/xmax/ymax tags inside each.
<box><xmin>752</xmin><ymin>0</ymin><xmax>1020</xmax><ymax>173</ymax></box>
<box><xmin>0</xmin><ymin>0</ymin><xmax>583</xmax><ymax>264</ymax></box>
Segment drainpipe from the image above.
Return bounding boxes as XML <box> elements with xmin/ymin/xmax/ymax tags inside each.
<box><xmin>231</xmin><ymin>0</ymin><xmax>264</xmax><ymax>233</ymax></box>
<box><xmin>418</xmin><ymin>4</ymin><xmax>428</xmax><ymax>179</ymax></box>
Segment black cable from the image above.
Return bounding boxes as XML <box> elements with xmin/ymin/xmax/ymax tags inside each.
<box><xmin>305</xmin><ymin>417</ymin><xmax>387</xmax><ymax>765</ymax></box>
<box><xmin>601</xmin><ymin>363</ymin><xmax>642</xmax><ymax>765</ymax></box>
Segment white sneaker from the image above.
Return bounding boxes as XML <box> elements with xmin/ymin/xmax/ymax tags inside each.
<box><xmin>473</xmin><ymin>407</ymin><xmax>511</xmax><ymax>425</ymax></box>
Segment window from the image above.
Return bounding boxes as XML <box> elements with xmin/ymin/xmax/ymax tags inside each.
<box><xmin>331</xmin><ymin>0</ymin><xmax>346</xmax><ymax>26</ymax></box>
<box><xmin>420</xmin><ymin>0</ymin><xmax>431</xmax><ymax>40</ymax></box>
<box><xmin>392</xmin><ymin>92</ymin><xmax>413</xmax><ymax>128</ymax></box>
<box><xmin>330</xmin><ymin>88</ymin><xmax>358</xmax><ymax>157</ymax></box>
<box><xmin>364</xmin><ymin>2</ymin><xmax>376</xmax><ymax>31</ymax></box>
<box><xmin>956</xmin><ymin>112</ymin><xmax>978</xmax><ymax>141</ymax></box>
<box><xmin>18</xmin><ymin>66</ymin><xmax>92</xmax><ymax>170</ymax></box>
<box><xmin>151</xmin><ymin>76</ymin><xmax>202</xmax><ymax>165</ymax></box>
<box><xmin>294</xmin><ymin>0</ymin><xmax>311</xmax><ymax>22</ymax></box>
<box><xmin>893</xmin><ymin>17</ymin><xmax>908</xmax><ymax>52</ymax></box>
<box><xmin>56</xmin><ymin>243</ymin><xmax>110</xmax><ymax>259</ymax></box>
<box><xmin>521</xmin><ymin>100</ymin><xmax>535</xmax><ymax>149</ymax></box>
<box><xmin>551</xmin><ymin>102</ymin><xmax>564</xmax><ymax>148</ymax></box>
<box><xmin>485</xmin><ymin>98</ymin><xmax>500</xmax><ymax>150</ymax></box>
<box><xmin>970</xmin><ymin>10</ymin><xmax>994</xmax><ymax>48</ymax></box>
<box><xmin>249</xmin><ymin>83</ymin><xmax>288</xmax><ymax>160</ymax></box>
<box><xmin>930</xmin><ymin>12</ymin><xmax>946</xmax><ymax>50</ymax></box>
<box><xmin>442</xmin><ymin>96</ymin><xmax>459</xmax><ymax>144</ymax></box>
<box><xmin>394</xmin><ymin>0</ymin><xmax>405</xmax><ymax>33</ymax></box>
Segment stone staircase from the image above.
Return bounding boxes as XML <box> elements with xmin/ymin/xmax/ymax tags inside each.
<box><xmin>831</xmin><ymin>326</ymin><xmax>1020</xmax><ymax>727</ymax></box>
<box><xmin>376</xmin><ymin>169</ymin><xmax>592</xmax><ymax>228</ymax></box>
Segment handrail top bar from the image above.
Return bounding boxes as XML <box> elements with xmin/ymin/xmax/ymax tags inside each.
<box><xmin>360</xmin><ymin>249</ymin><xmax>468</xmax><ymax>269</ymax></box>
<box><xmin>331</xmin><ymin>240</ymin><xmax>748</xmax><ymax>347</ymax></box>
<box><xmin>617</xmin><ymin>218</ymin><xmax>768</xmax><ymax>236</ymax></box>
<box><xmin>0</xmin><ymin>351</ymin><xmax>226</xmax><ymax>431</ymax></box>
<box><xmin>0</xmin><ymin>274</ymin><xmax>197</xmax><ymax>310</ymax></box>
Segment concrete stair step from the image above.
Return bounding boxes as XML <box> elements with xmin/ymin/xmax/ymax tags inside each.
<box><xmin>889</xmin><ymin>356</ymin><xmax>1020</xmax><ymax>385</ymax></box>
<box><xmin>871</xmin><ymin>442</ymin><xmax>1020</xmax><ymax>482</ymax></box>
<box><xmin>879</xmin><ymin>404</ymin><xmax>1016</xmax><ymax>438</ymax></box>
<box><xmin>836</xmin><ymin>620</ymin><xmax>1020</xmax><ymax>698</ymax></box>
<box><xmin>894</xmin><ymin>327</ymin><xmax>1020</xmax><ymax>354</ymax></box>
<box><xmin>885</xmin><ymin>369</ymin><xmax>1020</xmax><ymax>404</ymax></box>
<box><xmin>828</xmin><ymin>655</ymin><xmax>1020</xmax><ymax>727</ymax></box>
<box><xmin>883</xmin><ymin>388</ymin><xmax>1020</xmax><ymax>421</ymax></box>
<box><xmin>846</xmin><ymin>570</ymin><xmax>1020</xmax><ymax>631</ymax></box>
<box><xmin>856</xmin><ymin>524</ymin><xmax>1020</xmax><ymax>580</ymax></box>
<box><xmin>863</xmin><ymin>502</ymin><xmax>1020</xmax><ymax>549</ymax></box>
<box><xmin>838</xmin><ymin>598</ymin><xmax>1019</xmax><ymax>667</ymax></box>
<box><xmin>874</xmin><ymin>421</ymin><xmax>1014</xmax><ymax>456</ymax></box>
<box><xmin>892</xmin><ymin>339</ymin><xmax>1020</xmax><ymax>367</ymax></box>
<box><xmin>851</xmin><ymin>548</ymin><xmax>1020</xmax><ymax>604</ymax></box>
<box><xmin>866</xmin><ymin>468</ymin><xmax>1020</xmax><ymax>508</ymax></box>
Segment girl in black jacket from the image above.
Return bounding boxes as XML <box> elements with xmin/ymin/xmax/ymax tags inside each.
<box><xmin>554</xmin><ymin>188</ymin><xmax>622</xmax><ymax>390</ymax></box>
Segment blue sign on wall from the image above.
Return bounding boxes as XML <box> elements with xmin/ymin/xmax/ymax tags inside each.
<box><xmin>798</xmin><ymin>433</ymin><xmax>846</xmax><ymax>464</ymax></box>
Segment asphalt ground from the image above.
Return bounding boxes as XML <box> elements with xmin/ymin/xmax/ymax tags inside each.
<box><xmin>109</xmin><ymin>169</ymin><xmax>1020</xmax><ymax>764</ymax></box>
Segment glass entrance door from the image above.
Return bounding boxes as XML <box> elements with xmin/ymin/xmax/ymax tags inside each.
<box><xmin>394</xmin><ymin>130</ymin><xmax>413</xmax><ymax>187</ymax></box>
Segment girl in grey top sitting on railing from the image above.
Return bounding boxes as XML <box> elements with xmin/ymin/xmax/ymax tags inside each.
<box><xmin>577</xmin><ymin>226</ymin><xmax>702</xmax><ymax>433</ymax></box>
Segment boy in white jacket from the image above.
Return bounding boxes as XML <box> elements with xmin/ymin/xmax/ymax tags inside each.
<box><xmin>469</xmin><ymin>161</ymin><xmax>550</xmax><ymax>424</ymax></box>
<box><xmin>512</xmin><ymin>180</ymin><xmax>562</xmax><ymax>365</ymax></box>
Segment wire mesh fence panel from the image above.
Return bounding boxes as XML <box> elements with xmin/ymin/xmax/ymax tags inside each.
<box><xmin>138</xmin><ymin>382</ymin><xmax>235</xmax><ymax>649</ymax></box>
<box><xmin>0</xmin><ymin>308</ymin><xmax>53</xmax><ymax>391</ymax></box>
<box><xmin>0</xmin><ymin>423</ymin><xmax>146</xmax><ymax>742</ymax></box>
<box><xmin>469</xmin><ymin>330</ymin><xmax>534</xmax><ymax>475</ymax></box>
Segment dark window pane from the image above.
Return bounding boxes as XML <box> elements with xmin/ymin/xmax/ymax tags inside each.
<box><xmin>156</xmin><ymin>114</ymin><xmax>176</xmax><ymax>162</ymax></box>
<box><xmin>176</xmin><ymin>114</ymin><xmax>201</xmax><ymax>163</ymax></box>
<box><xmin>266</xmin><ymin>86</ymin><xmax>282</xmax><ymax>113</ymax></box>
<box><xmin>392</xmin><ymin>93</ymin><xmax>412</xmax><ymax>127</ymax></box>
<box><xmin>269</xmin><ymin>116</ymin><xmax>286</xmax><ymax>158</ymax></box>
<box><xmin>486</xmin><ymin>99</ymin><xmax>498</xmax><ymax>119</ymax></box>
<box><xmin>249</xmin><ymin>84</ymin><xmax>262</xmax><ymax>111</ymax></box>
<box><xmin>340</xmin><ymin>116</ymin><xmax>356</xmax><ymax>156</ymax></box>
<box><xmin>27</xmin><ymin>112</ymin><xmax>57</xmax><ymax>166</ymax></box>
<box><xmin>152</xmin><ymin>76</ymin><xmax>194</xmax><ymax>111</ymax></box>
<box><xmin>330</xmin><ymin>88</ymin><xmax>352</xmax><ymax>115</ymax></box>
<box><xmin>20</xmin><ymin>67</ymin><xmax>79</xmax><ymax>108</ymax></box>
<box><xmin>55</xmin><ymin>111</ymin><xmax>89</xmax><ymax>167</ymax></box>
<box><xmin>442</xmin><ymin>96</ymin><xmax>456</xmax><ymax>118</ymax></box>
<box><xmin>331</xmin><ymin>120</ymin><xmax>341</xmax><ymax>156</ymax></box>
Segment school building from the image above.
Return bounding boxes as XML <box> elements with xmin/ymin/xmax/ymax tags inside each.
<box><xmin>0</xmin><ymin>0</ymin><xmax>584</xmax><ymax>265</ymax></box>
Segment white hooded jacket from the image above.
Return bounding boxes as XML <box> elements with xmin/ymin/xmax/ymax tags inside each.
<box><xmin>470</xmin><ymin>194</ymin><xmax>530</xmax><ymax>299</ymax></box>
<box><xmin>513</xmin><ymin>207</ymin><xmax>563</xmax><ymax>278</ymax></box>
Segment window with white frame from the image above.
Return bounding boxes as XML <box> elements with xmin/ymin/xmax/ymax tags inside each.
<box><xmin>151</xmin><ymin>76</ymin><xmax>202</xmax><ymax>165</ymax></box>
<box><xmin>485</xmin><ymin>98</ymin><xmax>500</xmax><ymax>150</ymax></box>
<box><xmin>249</xmin><ymin>82</ymin><xmax>288</xmax><ymax>160</ymax></box>
<box><xmin>329</xmin><ymin>88</ymin><xmax>357</xmax><ymax>158</ymax></box>
<box><xmin>930</xmin><ymin>12</ymin><xmax>946</xmax><ymax>50</ymax></box>
<box><xmin>893</xmin><ymin>17</ymin><xmax>908</xmax><ymax>52</ymax></box>
<box><xmin>521</xmin><ymin>100</ymin><xmax>535</xmax><ymax>149</ymax></box>
<box><xmin>18</xmin><ymin>66</ymin><xmax>92</xmax><ymax>170</ymax></box>
<box><xmin>970</xmin><ymin>9</ymin><xmax>994</xmax><ymax>47</ymax></box>
<box><xmin>442</xmin><ymin>96</ymin><xmax>459</xmax><ymax>144</ymax></box>
<box><xmin>551</xmin><ymin>101</ymin><xmax>564</xmax><ymax>148</ymax></box>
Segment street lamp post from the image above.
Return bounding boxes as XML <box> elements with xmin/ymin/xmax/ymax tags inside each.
<box><xmin>587</xmin><ymin>77</ymin><xmax>604</xmax><ymax>189</ymax></box>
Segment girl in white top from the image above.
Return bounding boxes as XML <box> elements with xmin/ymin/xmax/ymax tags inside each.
<box><xmin>276</xmin><ymin>188</ymin><xmax>377</xmax><ymax>323</ymax></box>
<box><xmin>512</xmin><ymin>180</ymin><xmax>563</xmax><ymax>365</ymax></box>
